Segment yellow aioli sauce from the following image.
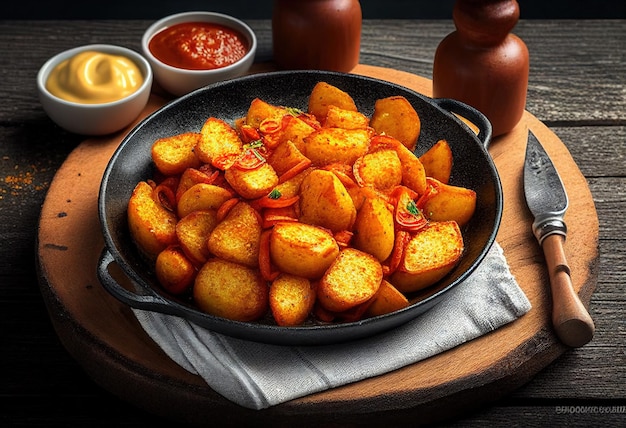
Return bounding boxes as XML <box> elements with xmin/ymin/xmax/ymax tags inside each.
<box><xmin>46</xmin><ymin>51</ymin><xmax>144</xmax><ymax>104</ymax></box>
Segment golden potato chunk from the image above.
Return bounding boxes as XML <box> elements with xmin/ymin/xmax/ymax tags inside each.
<box><xmin>193</xmin><ymin>259</ymin><xmax>269</xmax><ymax>322</ymax></box>
<box><xmin>155</xmin><ymin>246</ymin><xmax>196</xmax><ymax>295</ymax></box>
<box><xmin>370</xmin><ymin>96</ymin><xmax>421</xmax><ymax>151</ymax></box>
<box><xmin>400</xmin><ymin>148</ymin><xmax>428</xmax><ymax>196</ymax></box>
<box><xmin>365</xmin><ymin>280</ymin><xmax>410</xmax><ymax>317</ymax></box>
<box><xmin>391</xmin><ymin>221</ymin><xmax>464</xmax><ymax>293</ymax></box>
<box><xmin>274</xmin><ymin>114</ymin><xmax>317</xmax><ymax>153</ymax></box>
<box><xmin>245</xmin><ymin>97</ymin><xmax>287</xmax><ymax>128</ymax></box>
<box><xmin>421</xmin><ymin>178</ymin><xmax>477</xmax><ymax>227</ymax></box>
<box><xmin>269</xmin><ymin>274</ymin><xmax>316</xmax><ymax>326</ymax></box>
<box><xmin>324</xmin><ymin>105</ymin><xmax>370</xmax><ymax>130</ymax></box>
<box><xmin>318</xmin><ymin>248</ymin><xmax>383</xmax><ymax>312</ymax></box>
<box><xmin>196</xmin><ymin>117</ymin><xmax>243</xmax><ymax>168</ymax></box>
<box><xmin>270</xmin><ymin>222</ymin><xmax>340</xmax><ymax>279</ymax></box>
<box><xmin>353</xmin><ymin>149</ymin><xmax>402</xmax><ymax>190</ymax></box>
<box><xmin>303</xmin><ymin>127</ymin><xmax>371</xmax><ymax>166</ymax></box>
<box><xmin>177</xmin><ymin>183</ymin><xmax>233</xmax><ymax>218</ymax></box>
<box><xmin>352</xmin><ymin>197</ymin><xmax>395</xmax><ymax>262</ymax></box>
<box><xmin>224</xmin><ymin>161</ymin><xmax>279</xmax><ymax>200</ymax></box>
<box><xmin>176</xmin><ymin>210</ymin><xmax>218</xmax><ymax>265</ymax></box>
<box><xmin>371</xmin><ymin>134</ymin><xmax>427</xmax><ymax>195</ymax></box>
<box><xmin>127</xmin><ymin>181</ymin><xmax>177</xmax><ymax>259</ymax></box>
<box><xmin>151</xmin><ymin>132</ymin><xmax>202</xmax><ymax>176</ymax></box>
<box><xmin>267</xmin><ymin>140</ymin><xmax>310</xmax><ymax>176</ymax></box>
<box><xmin>419</xmin><ymin>139</ymin><xmax>453</xmax><ymax>184</ymax></box>
<box><xmin>308</xmin><ymin>81</ymin><xmax>358</xmax><ymax>123</ymax></box>
<box><xmin>207</xmin><ymin>202</ymin><xmax>262</xmax><ymax>267</ymax></box>
<box><xmin>299</xmin><ymin>169</ymin><xmax>357</xmax><ymax>232</ymax></box>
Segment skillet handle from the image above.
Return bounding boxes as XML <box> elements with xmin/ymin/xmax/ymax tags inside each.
<box><xmin>97</xmin><ymin>249</ymin><xmax>174</xmax><ymax>312</ymax></box>
<box><xmin>432</xmin><ymin>98</ymin><xmax>493</xmax><ymax>149</ymax></box>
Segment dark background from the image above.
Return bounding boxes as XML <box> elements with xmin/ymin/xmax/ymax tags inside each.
<box><xmin>2</xmin><ymin>0</ymin><xmax>625</xmax><ymax>19</ymax></box>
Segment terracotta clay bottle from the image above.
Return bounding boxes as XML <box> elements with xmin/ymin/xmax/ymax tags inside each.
<box><xmin>433</xmin><ymin>0</ymin><xmax>529</xmax><ymax>137</ymax></box>
<box><xmin>272</xmin><ymin>0</ymin><xmax>362</xmax><ymax>72</ymax></box>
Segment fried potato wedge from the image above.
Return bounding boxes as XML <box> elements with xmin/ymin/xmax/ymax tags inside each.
<box><xmin>275</xmin><ymin>114</ymin><xmax>317</xmax><ymax>153</ymax></box>
<box><xmin>299</xmin><ymin>169</ymin><xmax>357</xmax><ymax>232</ymax></box>
<box><xmin>371</xmin><ymin>134</ymin><xmax>427</xmax><ymax>195</ymax></box>
<box><xmin>365</xmin><ymin>279</ymin><xmax>410</xmax><ymax>317</ymax></box>
<box><xmin>318</xmin><ymin>248</ymin><xmax>383</xmax><ymax>312</ymax></box>
<box><xmin>155</xmin><ymin>246</ymin><xmax>196</xmax><ymax>295</ymax></box>
<box><xmin>308</xmin><ymin>81</ymin><xmax>358</xmax><ymax>122</ymax></box>
<box><xmin>391</xmin><ymin>221</ymin><xmax>464</xmax><ymax>293</ymax></box>
<box><xmin>267</xmin><ymin>140</ymin><xmax>310</xmax><ymax>176</ymax></box>
<box><xmin>207</xmin><ymin>201</ymin><xmax>262</xmax><ymax>267</ymax></box>
<box><xmin>175</xmin><ymin>167</ymin><xmax>217</xmax><ymax>203</ymax></box>
<box><xmin>303</xmin><ymin>127</ymin><xmax>371</xmax><ymax>167</ymax></box>
<box><xmin>151</xmin><ymin>132</ymin><xmax>202</xmax><ymax>176</ymax></box>
<box><xmin>324</xmin><ymin>105</ymin><xmax>370</xmax><ymax>130</ymax></box>
<box><xmin>177</xmin><ymin>183</ymin><xmax>233</xmax><ymax>218</ymax></box>
<box><xmin>224</xmin><ymin>162</ymin><xmax>279</xmax><ymax>200</ymax></box>
<box><xmin>370</xmin><ymin>96</ymin><xmax>421</xmax><ymax>151</ymax></box>
<box><xmin>421</xmin><ymin>178</ymin><xmax>476</xmax><ymax>227</ymax></box>
<box><xmin>196</xmin><ymin>117</ymin><xmax>243</xmax><ymax>168</ymax></box>
<box><xmin>176</xmin><ymin>210</ymin><xmax>218</xmax><ymax>265</ymax></box>
<box><xmin>269</xmin><ymin>273</ymin><xmax>316</xmax><ymax>326</ymax></box>
<box><xmin>269</xmin><ymin>221</ymin><xmax>340</xmax><ymax>279</ymax></box>
<box><xmin>353</xmin><ymin>149</ymin><xmax>402</xmax><ymax>190</ymax></box>
<box><xmin>127</xmin><ymin>181</ymin><xmax>177</xmax><ymax>259</ymax></box>
<box><xmin>245</xmin><ymin>97</ymin><xmax>288</xmax><ymax>128</ymax></box>
<box><xmin>419</xmin><ymin>139</ymin><xmax>453</xmax><ymax>184</ymax></box>
<box><xmin>352</xmin><ymin>197</ymin><xmax>395</xmax><ymax>262</ymax></box>
<box><xmin>193</xmin><ymin>258</ymin><xmax>269</xmax><ymax>322</ymax></box>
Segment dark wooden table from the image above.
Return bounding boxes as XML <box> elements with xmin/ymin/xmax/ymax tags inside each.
<box><xmin>1</xmin><ymin>19</ymin><xmax>624</xmax><ymax>427</ymax></box>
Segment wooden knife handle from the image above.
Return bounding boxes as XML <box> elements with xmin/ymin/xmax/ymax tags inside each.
<box><xmin>542</xmin><ymin>234</ymin><xmax>595</xmax><ymax>347</ymax></box>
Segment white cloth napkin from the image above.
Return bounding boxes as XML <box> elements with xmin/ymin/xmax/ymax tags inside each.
<box><xmin>132</xmin><ymin>242</ymin><xmax>531</xmax><ymax>410</ymax></box>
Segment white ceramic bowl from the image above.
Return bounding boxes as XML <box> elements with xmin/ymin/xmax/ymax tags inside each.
<box><xmin>141</xmin><ymin>11</ymin><xmax>257</xmax><ymax>97</ymax></box>
<box><xmin>37</xmin><ymin>44</ymin><xmax>152</xmax><ymax>136</ymax></box>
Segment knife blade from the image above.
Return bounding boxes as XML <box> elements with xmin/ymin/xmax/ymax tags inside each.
<box><xmin>523</xmin><ymin>131</ymin><xmax>595</xmax><ymax>347</ymax></box>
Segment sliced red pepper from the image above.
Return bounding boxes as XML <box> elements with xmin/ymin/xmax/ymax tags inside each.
<box><xmin>394</xmin><ymin>188</ymin><xmax>428</xmax><ymax>232</ymax></box>
<box><xmin>334</xmin><ymin>230</ymin><xmax>354</xmax><ymax>248</ymax></box>
<box><xmin>386</xmin><ymin>230</ymin><xmax>410</xmax><ymax>275</ymax></box>
<box><xmin>239</xmin><ymin>124</ymin><xmax>261</xmax><ymax>144</ymax></box>
<box><xmin>416</xmin><ymin>178</ymin><xmax>438</xmax><ymax>209</ymax></box>
<box><xmin>352</xmin><ymin>156</ymin><xmax>367</xmax><ymax>187</ymax></box>
<box><xmin>324</xmin><ymin>163</ymin><xmax>357</xmax><ymax>189</ymax></box>
<box><xmin>232</xmin><ymin>148</ymin><xmax>266</xmax><ymax>171</ymax></box>
<box><xmin>259</xmin><ymin>118</ymin><xmax>282</xmax><ymax>135</ymax></box>
<box><xmin>212</xmin><ymin>153</ymin><xmax>240</xmax><ymax>171</ymax></box>
<box><xmin>369</xmin><ymin>134</ymin><xmax>402</xmax><ymax>152</ymax></box>
<box><xmin>153</xmin><ymin>177</ymin><xmax>179</xmax><ymax>212</ymax></box>
<box><xmin>277</xmin><ymin>159</ymin><xmax>312</xmax><ymax>184</ymax></box>
<box><xmin>259</xmin><ymin>229</ymin><xmax>280</xmax><ymax>282</ymax></box>
<box><xmin>250</xmin><ymin>192</ymin><xmax>300</xmax><ymax>211</ymax></box>
<box><xmin>216</xmin><ymin>198</ymin><xmax>240</xmax><ymax>223</ymax></box>
<box><xmin>297</xmin><ymin>112</ymin><xmax>322</xmax><ymax>130</ymax></box>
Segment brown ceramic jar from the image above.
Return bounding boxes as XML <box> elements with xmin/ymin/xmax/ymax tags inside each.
<box><xmin>433</xmin><ymin>0</ymin><xmax>529</xmax><ymax>137</ymax></box>
<box><xmin>272</xmin><ymin>0</ymin><xmax>362</xmax><ymax>72</ymax></box>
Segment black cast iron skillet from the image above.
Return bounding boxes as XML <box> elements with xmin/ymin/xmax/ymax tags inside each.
<box><xmin>97</xmin><ymin>70</ymin><xmax>502</xmax><ymax>346</ymax></box>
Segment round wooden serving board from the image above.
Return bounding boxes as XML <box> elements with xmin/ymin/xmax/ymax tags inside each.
<box><xmin>37</xmin><ymin>65</ymin><xmax>599</xmax><ymax>427</ymax></box>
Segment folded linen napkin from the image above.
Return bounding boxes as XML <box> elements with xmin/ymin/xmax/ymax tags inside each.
<box><xmin>132</xmin><ymin>242</ymin><xmax>531</xmax><ymax>410</ymax></box>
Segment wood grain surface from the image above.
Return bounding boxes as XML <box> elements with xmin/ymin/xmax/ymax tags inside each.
<box><xmin>36</xmin><ymin>65</ymin><xmax>599</xmax><ymax>427</ymax></box>
<box><xmin>2</xmin><ymin>19</ymin><xmax>624</xmax><ymax>428</ymax></box>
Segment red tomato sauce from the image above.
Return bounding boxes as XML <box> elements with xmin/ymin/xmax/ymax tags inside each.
<box><xmin>149</xmin><ymin>22</ymin><xmax>249</xmax><ymax>70</ymax></box>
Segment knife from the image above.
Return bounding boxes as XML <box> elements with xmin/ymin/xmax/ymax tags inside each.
<box><xmin>523</xmin><ymin>130</ymin><xmax>595</xmax><ymax>347</ymax></box>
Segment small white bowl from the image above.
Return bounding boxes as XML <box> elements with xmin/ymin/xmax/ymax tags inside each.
<box><xmin>37</xmin><ymin>44</ymin><xmax>153</xmax><ymax>136</ymax></box>
<box><xmin>142</xmin><ymin>11</ymin><xmax>257</xmax><ymax>97</ymax></box>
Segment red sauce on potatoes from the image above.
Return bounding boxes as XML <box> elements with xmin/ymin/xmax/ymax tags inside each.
<box><xmin>149</xmin><ymin>22</ymin><xmax>249</xmax><ymax>70</ymax></box>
